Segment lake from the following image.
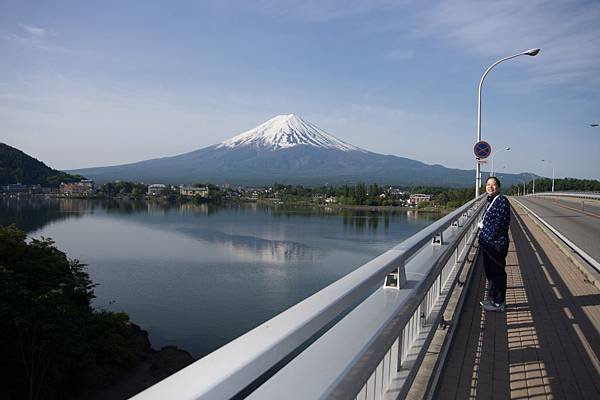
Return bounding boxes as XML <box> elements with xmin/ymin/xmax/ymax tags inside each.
<box><xmin>0</xmin><ymin>197</ymin><xmax>441</xmax><ymax>358</ymax></box>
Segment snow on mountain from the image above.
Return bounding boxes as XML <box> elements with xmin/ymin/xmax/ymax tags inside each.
<box><xmin>69</xmin><ymin>113</ymin><xmax>531</xmax><ymax>187</ymax></box>
<box><xmin>216</xmin><ymin>114</ymin><xmax>365</xmax><ymax>152</ymax></box>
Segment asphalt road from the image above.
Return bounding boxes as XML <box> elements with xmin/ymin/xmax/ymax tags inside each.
<box><xmin>511</xmin><ymin>195</ymin><xmax>600</xmax><ymax>263</ymax></box>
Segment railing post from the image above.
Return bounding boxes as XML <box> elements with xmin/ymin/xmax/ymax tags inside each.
<box><xmin>384</xmin><ymin>260</ymin><xmax>406</xmax><ymax>289</ymax></box>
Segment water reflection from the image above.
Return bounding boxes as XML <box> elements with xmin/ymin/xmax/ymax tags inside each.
<box><xmin>0</xmin><ymin>199</ymin><xmax>440</xmax><ymax>260</ymax></box>
<box><xmin>0</xmin><ymin>200</ymin><xmax>443</xmax><ymax>266</ymax></box>
<box><xmin>177</xmin><ymin>227</ymin><xmax>314</xmax><ymax>264</ymax></box>
<box><xmin>103</xmin><ymin>199</ymin><xmax>149</xmax><ymax>214</ymax></box>
<box><xmin>0</xmin><ymin>197</ymin><xmax>86</xmax><ymax>232</ymax></box>
<box><xmin>341</xmin><ymin>211</ymin><xmax>396</xmax><ymax>232</ymax></box>
<box><xmin>407</xmin><ymin>210</ymin><xmax>418</xmax><ymax>220</ymax></box>
<box><xmin>0</xmin><ymin>198</ymin><xmax>443</xmax><ymax>358</ymax></box>
<box><xmin>0</xmin><ymin>197</ymin><xmax>436</xmax><ymax>232</ymax></box>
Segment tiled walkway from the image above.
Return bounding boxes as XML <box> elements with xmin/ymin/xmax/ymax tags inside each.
<box><xmin>435</xmin><ymin>202</ymin><xmax>600</xmax><ymax>399</ymax></box>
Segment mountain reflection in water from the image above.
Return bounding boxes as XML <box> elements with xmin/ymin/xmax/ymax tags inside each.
<box><xmin>0</xmin><ymin>198</ymin><xmax>441</xmax><ymax>358</ymax></box>
<box><xmin>177</xmin><ymin>227</ymin><xmax>315</xmax><ymax>264</ymax></box>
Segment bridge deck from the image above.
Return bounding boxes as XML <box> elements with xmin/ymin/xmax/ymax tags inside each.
<box><xmin>435</xmin><ymin>202</ymin><xmax>600</xmax><ymax>399</ymax></box>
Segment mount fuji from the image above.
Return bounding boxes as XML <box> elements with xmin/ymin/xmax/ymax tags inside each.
<box><xmin>217</xmin><ymin>114</ymin><xmax>363</xmax><ymax>152</ymax></box>
<box><xmin>69</xmin><ymin>114</ymin><xmax>526</xmax><ymax>187</ymax></box>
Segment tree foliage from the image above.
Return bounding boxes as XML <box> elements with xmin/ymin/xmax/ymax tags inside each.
<box><xmin>100</xmin><ymin>181</ymin><xmax>148</xmax><ymax>198</ymax></box>
<box><xmin>0</xmin><ymin>143</ymin><xmax>84</xmax><ymax>187</ymax></box>
<box><xmin>268</xmin><ymin>182</ymin><xmax>474</xmax><ymax>208</ymax></box>
<box><xmin>506</xmin><ymin>178</ymin><xmax>600</xmax><ymax>195</ymax></box>
<box><xmin>0</xmin><ymin>225</ymin><xmax>136</xmax><ymax>399</ymax></box>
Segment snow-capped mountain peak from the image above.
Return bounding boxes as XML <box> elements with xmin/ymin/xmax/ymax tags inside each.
<box><xmin>216</xmin><ymin>114</ymin><xmax>364</xmax><ymax>152</ymax></box>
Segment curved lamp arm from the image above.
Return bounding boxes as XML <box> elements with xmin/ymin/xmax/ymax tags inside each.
<box><xmin>475</xmin><ymin>48</ymin><xmax>540</xmax><ymax>197</ymax></box>
<box><xmin>477</xmin><ymin>49</ymin><xmax>540</xmax><ymax>142</ymax></box>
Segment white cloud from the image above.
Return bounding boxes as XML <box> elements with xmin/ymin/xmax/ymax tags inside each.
<box><xmin>0</xmin><ymin>76</ymin><xmax>278</xmax><ymax>169</ymax></box>
<box><xmin>1</xmin><ymin>23</ymin><xmax>73</xmax><ymax>54</ymax></box>
<box><xmin>417</xmin><ymin>0</ymin><xmax>600</xmax><ymax>87</ymax></box>
<box><xmin>253</xmin><ymin>0</ymin><xmax>401</xmax><ymax>22</ymax></box>
<box><xmin>19</xmin><ymin>23</ymin><xmax>47</xmax><ymax>41</ymax></box>
<box><xmin>251</xmin><ymin>0</ymin><xmax>600</xmax><ymax>88</ymax></box>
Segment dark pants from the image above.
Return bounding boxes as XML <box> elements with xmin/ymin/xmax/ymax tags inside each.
<box><xmin>482</xmin><ymin>244</ymin><xmax>507</xmax><ymax>304</ymax></box>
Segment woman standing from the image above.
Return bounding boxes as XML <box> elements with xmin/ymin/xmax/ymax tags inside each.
<box><xmin>478</xmin><ymin>176</ymin><xmax>511</xmax><ymax>312</ymax></box>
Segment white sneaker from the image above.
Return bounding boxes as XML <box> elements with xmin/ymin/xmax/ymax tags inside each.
<box><xmin>482</xmin><ymin>302</ymin><xmax>505</xmax><ymax>312</ymax></box>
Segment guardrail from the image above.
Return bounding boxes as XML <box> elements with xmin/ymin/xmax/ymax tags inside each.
<box><xmin>527</xmin><ymin>192</ymin><xmax>600</xmax><ymax>200</ymax></box>
<box><xmin>133</xmin><ymin>196</ymin><xmax>487</xmax><ymax>400</ymax></box>
<box><xmin>513</xmin><ymin>198</ymin><xmax>600</xmax><ymax>273</ymax></box>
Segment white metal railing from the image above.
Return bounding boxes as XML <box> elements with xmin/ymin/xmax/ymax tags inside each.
<box><xmin>133</xmin><ymin>196</ymin><xmax>487</xmax><ymax>400</ymax></box>
<box><xmin>514</xmin><ymin>198</ymin><xmax>600</xmax><ymax>273</ymax></box>
<box><xmin>528</xmin><ymin>192</ymin><xmax>600</xmax><ymax>200</ymax></box>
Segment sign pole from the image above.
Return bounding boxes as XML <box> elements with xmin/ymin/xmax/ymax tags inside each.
<box><xmin>474</xmin><ymin>141</ymin><xmax>492</xmax><ymax>196</ymax></box>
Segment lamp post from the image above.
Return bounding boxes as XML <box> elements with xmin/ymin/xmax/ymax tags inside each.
<box><xmin>541</xmin><ymin>159</ymin><xmax>555</xmax><ymax>192</ymax></box>
<box><xmin>519</xmin><ymin>179</ymin><xmax>526</xmax><ymax>196</ymax></box>
<box><xmin>490</xmin><ymin>146</ymin><xmax>510</xmax><ymax>176</ymax></box>
<box><xmin>530</xmin><ymin>173</ymin><xmax>536</xmax><ymax>195</ymax></box>
<box><xmin>475</xmin><ymin>48</ymin><xmax>540</xmax><ymax>197</ymax></box>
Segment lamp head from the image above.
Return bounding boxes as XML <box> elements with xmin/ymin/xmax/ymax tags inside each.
<box><xmin>523</xmin><ymin>48</ymin><xmax>540</xmax><ymax>56</ymax></box>
<box><xmin>505</xmin><ymin>147</ymin><xmax>511</xmax><ymax>151</ymax></box>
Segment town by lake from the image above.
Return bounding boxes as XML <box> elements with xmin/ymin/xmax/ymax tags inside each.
<box><xmin>0</xmin><ymin>197</ymin><xmax>442</xmax><ymax>358</ymax></box>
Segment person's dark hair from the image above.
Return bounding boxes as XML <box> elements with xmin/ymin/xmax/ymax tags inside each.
<box><xmin>486</xmin><ymin>176</ymin><xmax>501</xmax><ymax>187</ymax></box>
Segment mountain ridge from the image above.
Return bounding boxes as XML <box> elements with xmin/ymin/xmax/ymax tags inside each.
<box><xmin>67</xmin><ymin>115</ymin><xmax>532</xmax><ymax>187</ymax></box>
<box><xmin>0</xmin><ymin>143</ymin><xmax>84</xmax><ymax>187</ymax></box>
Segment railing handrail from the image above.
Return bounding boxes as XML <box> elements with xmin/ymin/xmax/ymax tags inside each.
<box><xmin>133</xmin><ymin>195</ymin><xmax>486</xmax><ymax>400</ymax></box>
<box><xmin>527</xmin><ymin>192</ymin><xmax>600</xmax><ymax>200</ymax></box>
<box><xmin>248</xmin><ymin>197</ymin><xmax>486</xmax><ymax>399</ymax></box>
<box><xmin>514</xmin><ymin>198</ymin><xmax>600</xmax><ymax>272</ymax></box>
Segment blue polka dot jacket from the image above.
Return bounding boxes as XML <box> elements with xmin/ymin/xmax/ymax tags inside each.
<box><xmin>478</xmin><ymin>193</ymin><xmax>511</xmax><ymax>256</ymax></box>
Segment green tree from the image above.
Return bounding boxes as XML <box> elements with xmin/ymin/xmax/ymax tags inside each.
<box><xmin>0</xmin><ymin>143</ymin><xmax>84</xmax><ymax>187</ymax></box>
<box><xmin>434</xmin><ymin>192</ymin><xmax>450</xmax><ymax>206</ymax></box>
<box><xmin>0</xmin><ymin>225</ymin><xmax>136</xmax><ymax>399</ymax></box>
<box><xmin>355</xmin><ymin>183</ymin><xmax>367</xmax><ymax>205</ymax></box>
<box><xmin>417</xmin><ymin>201</ymin><xmax>432</xmax><ymax>209</ymax></box>
<box><xmin>99</xmin><ymin>181</ymin><xmax>148</xmax><ymax>198</ymax></box>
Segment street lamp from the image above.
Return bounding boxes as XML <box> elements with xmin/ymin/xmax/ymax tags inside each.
<box><xmin>475</xmin><ymin>48</ymin><xmax>540</xmax><ymax>197</ymax></box>
<box><xmin>541</xmin><ymin>159</ymin><xmax>555</xmax><ymax>192</ymax></box>
<box><xmin>530</xmin><ymin>173</ymin><xmax>536</xmax><ymax>195</ymax></box>
<box><xmin>490</xmin><ymin>146</ymin><xmax>511</xmax><ymax>176</ymax></box>
<box><xmin>518</xmin><ymin>178</ymin><xmax>526</xmax><ymax>196</ymax></box>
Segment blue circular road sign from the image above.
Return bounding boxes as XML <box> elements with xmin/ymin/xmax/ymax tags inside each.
<box><xmin>474</xmin><ymin>141</ymin><xmax>492</xmax><ymax>159</ymax></box>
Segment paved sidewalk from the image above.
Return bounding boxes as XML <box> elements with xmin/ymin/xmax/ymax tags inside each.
<box><xmin>435</xmin><ymin>202</ymin><xmax>600</xmax><ymax>399</ymax></box>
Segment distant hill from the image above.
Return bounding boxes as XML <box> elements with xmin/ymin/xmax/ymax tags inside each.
<box><xmin>0</xmin><ymin>143</ymin><xmax>84</xmax><ymax>187</ymax></box>
<box><xmin>69</xmin><ymin>114</ymin><xmax>534</xmax><ymax>187</ymax></box>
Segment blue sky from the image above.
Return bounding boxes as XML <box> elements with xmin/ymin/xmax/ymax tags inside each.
<box><xmin>1</xmin><ymin>0</ymin><xmax>599</xmax><ymax>180</ymax></box>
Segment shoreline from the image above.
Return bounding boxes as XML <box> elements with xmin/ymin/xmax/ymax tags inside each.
<box><xmin>2</xmin><ymin>193</ymin><xmax>457</xmax><ymax>214</ymax></box>
<box><xmin>325</xmin><ymin>204</ymin><xmax>453</xmax><ymax>214</ymax></box>
<box><xmin>82</xmin><ymin>323</ymin><xmax>195</xmax><ymax>400</ymax></box>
